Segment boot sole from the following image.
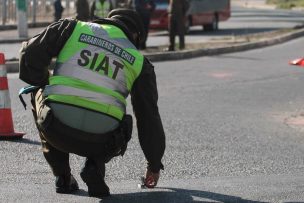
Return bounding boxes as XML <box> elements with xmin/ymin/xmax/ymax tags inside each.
<box><xmin>56</xmin><ymin>184</ymin><xmax>79</xmax><ymax>194</ymax></box>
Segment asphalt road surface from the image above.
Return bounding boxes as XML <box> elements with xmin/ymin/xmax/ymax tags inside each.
<box><xmin>2</xmin><ymin>30</ymin><xmax>304</xmax><ymax>202</ymax></box>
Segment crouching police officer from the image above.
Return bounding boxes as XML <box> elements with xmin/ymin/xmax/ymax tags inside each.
<box><xmin>19</xmin><ymin>8</ymin><xmax>165</xmax><ymax>198</ymax></box>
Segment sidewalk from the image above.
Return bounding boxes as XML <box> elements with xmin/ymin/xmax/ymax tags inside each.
<box><xmin>0</xmin><ymin>26</ymin><xmax>46</xmax><ymax>43</ymax></box>
<box><xmin>4</xmin><ymin>26</ymin><xmax>304</xmax><ymax>73</ymax></box>
<box><xmin>3</xmin><ymin>0</ymin><xmax>304</xmax><ymax>72</ymax></box>
<box><xmin>0</xmin><ymin>0</ymin><xmax>274</xmax><ymax>43</ymax></box>
<box><xmin>233</xmin><ymin>0</ymin><xmax>276</xmax><ymax>9</ymax></box>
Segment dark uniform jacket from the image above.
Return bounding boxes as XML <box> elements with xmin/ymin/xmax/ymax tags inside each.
<box><xmin>19</xmin><ymin>18</ymin><xmax>165</xmax><ymax>172</ymax></box>
<box><xmin>76</xmin><ymin>0</ymin><xmax>90</xmax><ymax>21</ymax></box>
<box><xmin>168</xmin><ymin>0</ymin><xmax>189</xmax><ymax>18</ymax></box>
<box><xmin>54</xmin><ymin>0</ymin><xmax>64</xmax><ymax>21</ymax></box>
<box><xmin>134</xmin><ymin>0</ymin><xmax>155</xmax><ymax>14</ymax></box>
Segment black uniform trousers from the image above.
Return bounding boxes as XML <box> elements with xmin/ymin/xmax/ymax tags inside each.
<box><xmin>168</xmin><ymin>14</ymin><xmax>185</xmax><ymax>50</ymax></box>
<box><xmin>31</xmin><ymin>89</ymin><xmax>127</xmax><ymax>180</ymax></box>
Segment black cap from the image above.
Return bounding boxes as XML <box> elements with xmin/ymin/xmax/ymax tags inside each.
<box><xmin>107</xmin><ymin>9</ymin><xmax>145</xmax><ymax>48</ymax></box>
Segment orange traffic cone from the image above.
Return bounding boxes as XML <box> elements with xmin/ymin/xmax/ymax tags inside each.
<box><xmin>0</xmin><ymin>53</ymin><xmax>25</xmax><ymax>139</ymax></box>
<box><xmin>289</xmin><ymin>58</ymin><xmax>304</xmax><ymax>67</ymax></box>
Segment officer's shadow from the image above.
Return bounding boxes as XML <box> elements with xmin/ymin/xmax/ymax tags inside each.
<box><xmin>92</xmin><ymin>187</ymin><xmax>268</xmax><ymax>203</ymax></box>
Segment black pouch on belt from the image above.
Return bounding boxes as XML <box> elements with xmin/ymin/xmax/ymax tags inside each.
<box><xmin>122</xmin><ymin>114</ymin><xmax>132</xmax><ymax>143</ymax></box>
<box><xmin>37</xmin><ymin>104</ymin><xmax>53</xmax><ymax>131</ymax></box>
<box><xmin>119</xmin><ymin>114</ymin><xmax>133</xmax><ymax>155</ymax></box>
<box><xmin>104</xmin><ymin>114</ymin><xmax>133</xmax><ymax>162</ymax></box>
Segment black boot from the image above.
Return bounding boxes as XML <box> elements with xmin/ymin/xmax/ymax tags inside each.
<box><xmin>179</xmin><ymin>35</ymin><xmax>185</xmax><ymax>50</ymax></box>
<box><xmin>80</xmin><ymin>159</ymin><xmax>110</xmax><ymax>198</ymax></box>
<box><xmin>55</xmin><ymin>174</ymin><xmax>79</xmax><ymax>194</ymax></box>
<box><xmin>164</xmin><ymin>45</ymin><xmax>174</xmax><ymax>51</ymax></box>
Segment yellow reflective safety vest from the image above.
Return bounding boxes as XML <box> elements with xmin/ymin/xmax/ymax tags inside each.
<box><xmin>94</xmin><ymin>0</ymin><xmax>110</xmax><ymax>18</ymax></box>
<box><xmin>43</xmin><ymin>21</ymin><xmax>144</xmax><ymax>120</ymax></box>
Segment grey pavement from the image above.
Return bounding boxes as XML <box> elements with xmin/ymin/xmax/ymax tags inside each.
<box><xmin>2</xmin><ymin>0</ymin><xmax>304</xmax><ymax>72</ymax></box>
<box><xmin>4</xmin><ymin>35</ymin><xmax>304</xmax><ymax>202</ymax></box>
<box><xmin>233</xmin><ymin>0</ymin><xmax>276</xmax><ymax>9</ymax></box>
<box><xmin>3</xmin><ymin>2</ymin><xmax>304</xmax><ymax>201</ymax></box>
<box><xmin>1</xmin><ymin>173</ymin><xmax>304</xmax><ymax>202</ymax></box>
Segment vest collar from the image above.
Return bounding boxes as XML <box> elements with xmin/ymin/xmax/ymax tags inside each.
<box><xmin>92</xmin><ymin>18</ymin><xmax>135</xmax><ymax>47</ymax></box>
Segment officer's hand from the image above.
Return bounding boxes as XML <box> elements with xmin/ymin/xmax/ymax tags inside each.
<box><xmin>144</xmin><ymin>169</ymin><xmax>159</xmax><ymax>188</ymax></box>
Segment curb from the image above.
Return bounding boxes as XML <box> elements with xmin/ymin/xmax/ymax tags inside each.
<box><xmin>6</xmin><ymin>27</ymin><xmax>304</xmax><ymax>73</ymax></box>
<box><xmin>145</xmin><ymin>27</ymin><xmax>304</xmax><ymax>62</ymax></box>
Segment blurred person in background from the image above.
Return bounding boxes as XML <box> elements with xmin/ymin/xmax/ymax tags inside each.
<box><xmin>54</xmin><ymin>0</ymin><xmax>64</xmax><ymax>21</ymax></box>
<box><xmin>166</xmin><ymin>0</ymin><xmax>189</xmax><ymax>51</ymax></box>
<box><xmin>115</xmin><ymin>0</ymin><xmax>133</xmax><ymax>8</ymax></box>
<box><xmin>76</xmin><ymin>0</ymin><xmax>90</xmax><ymax>21</ymax></box>
<box><xmin>91</xmin><ymin>0</ymin><xmax>114</xmax><ymax>20</ymax></box>
<box><xmin>134</xmin><ymin>0</ymin><xmax>155</xmax><ymax>49</ymax></box>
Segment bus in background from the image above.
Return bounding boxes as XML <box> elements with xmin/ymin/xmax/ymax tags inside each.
<box><xmin>150</xmin><ymin>0</ymin><xmax>231</xmax><ymax>31</ymax></box>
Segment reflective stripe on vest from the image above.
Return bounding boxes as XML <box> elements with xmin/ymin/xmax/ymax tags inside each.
<box><xmin>0</xmin><ymin>65</ymin><xmax>10</xmax><ymax>108</ymax></box>
<box><xmin>43</xmin><ymin>85</ymin><xmax>125</xmax><ymax>111</ymax></box>
<box><xmin>54</xmin><ymin>63</ymin><xmax>128</xmax><ymax>97</ymax></box>
<box><xmin>95</xmin><ymin>0</ymin><xmax>110</xmax><ymax>18</ymax></box>
<box><xmin>46</xmin><ymin>21</ymin><xmax>144</xmax><ymax>120</ymax></box>
<box><xmin>0</xmin><ymin>90</ymin><xmax>10</xmax><ymax>108</ymax></box>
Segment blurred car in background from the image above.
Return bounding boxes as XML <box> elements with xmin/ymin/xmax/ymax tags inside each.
<box><xmin>150</xmin><ymin>0</ymin><xmax>231</xmax><ymax>31</ymax></box>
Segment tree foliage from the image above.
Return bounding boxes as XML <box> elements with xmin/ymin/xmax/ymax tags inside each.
<box><xmin>266</xmin><ymin>0</ymin><xmax>304</xmax><ymax>9</ymax></box>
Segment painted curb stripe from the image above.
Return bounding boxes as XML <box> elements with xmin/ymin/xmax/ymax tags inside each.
<box><xmin>0</xmin><ymin>65</ymin><xmax>6</xmax><ymax>77</ymax></box>
<box><xmin>0</xmin><ymin>90</ymin><xmax>11</xmax><ymax>108</ymax></box>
